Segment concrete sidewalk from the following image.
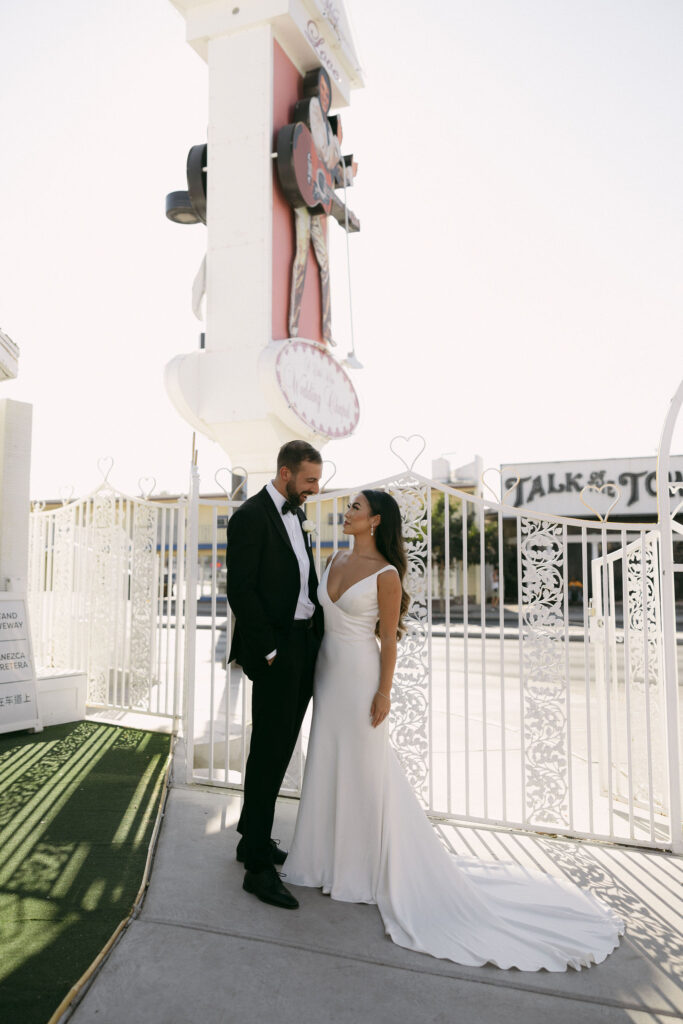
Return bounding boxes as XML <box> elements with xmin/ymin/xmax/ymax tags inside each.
<box><xmin>64</xmin><ymin>740</ymin><xmax>683</xmax><ymax>1024</ymax></box>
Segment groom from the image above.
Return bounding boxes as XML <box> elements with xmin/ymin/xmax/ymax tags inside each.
<box><xmin>227</xmin><ymin>440</ymin><xmax>324</xmax><ymax>909</ymax></box>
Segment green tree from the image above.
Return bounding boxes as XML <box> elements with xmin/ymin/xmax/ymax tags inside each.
<box><xmin>431</xmin><ymin>493</ymin><xmax>518</xmax><ymax>596</ymax></box>
<box><xmin>431</xmin><ymin>493</ymin><xmax>498</xmax><ymax>566</ymax></box>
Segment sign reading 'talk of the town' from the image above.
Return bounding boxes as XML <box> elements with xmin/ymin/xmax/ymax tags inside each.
<box><xmin>500</xmin><ymin>456</ymin><xmax>683</xmax><ymax>517</ymax></box>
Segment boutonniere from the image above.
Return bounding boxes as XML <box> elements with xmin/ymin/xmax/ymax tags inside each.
<box><xmin>302</xmin><ymin>520</ymin><xmax>316</xmax><ymax>547</ymax></box>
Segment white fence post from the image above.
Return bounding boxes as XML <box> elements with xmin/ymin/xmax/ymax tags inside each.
<box><xmin>183</xmin><ymin>461</ymin><xmax>200</xmax><ymax>784</ymax></box>
<box><xmin>656</xmin><ymin>380</ymin><xmax>683</xmax><ymax>853</ymax></box>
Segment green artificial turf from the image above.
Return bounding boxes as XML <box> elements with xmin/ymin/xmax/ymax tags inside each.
<box><xmin>0</xmin><ymin>720</ymin><xmax>171</xmax><ymax>1024</ymax></box>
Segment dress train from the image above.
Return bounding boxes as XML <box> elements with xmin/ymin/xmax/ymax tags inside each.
<box><xmin>285</xmin><ymin>563</ymin><xmax>623</xmax><ymax>971</ymax></box>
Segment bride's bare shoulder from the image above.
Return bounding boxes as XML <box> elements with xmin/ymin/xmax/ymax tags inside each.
<box><xmin>377</xmin><ymin>562</ymin><xmax>400</xmax><ymax>581</ymax></box>
<box><xmin>325</xmin><ymin>550</ymin><xmax>348</xmax><ymax>569</ymax></box>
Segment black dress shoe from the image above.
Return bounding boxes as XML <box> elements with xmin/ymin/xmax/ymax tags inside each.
<box><xmin>236</xmin><ymin>838</ymin><xmax>287</xmax><ymax>866</ymax></box>
<box><xmin>243</xmin><ymin>866</ymin><xmax>299</xmax><ymax>909</ymax></box>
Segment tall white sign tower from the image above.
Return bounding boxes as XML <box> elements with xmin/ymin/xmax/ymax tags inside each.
<box><xmin>164</xmin><ymin>0</ymin><xmax>365</xmax><ymax>489</ymax></box>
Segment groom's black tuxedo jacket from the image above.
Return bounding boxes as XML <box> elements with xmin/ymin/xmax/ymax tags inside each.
<box><xmin>226</xmin><ymin>487</ymin><xmax>323</xmax><ymax>679</ymax></box>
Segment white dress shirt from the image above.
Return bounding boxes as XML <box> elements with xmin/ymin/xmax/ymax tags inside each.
<box><xmin>265</xmin><ymin>481</ymin><xmax>315</xmax><ymax>660</ymax></box>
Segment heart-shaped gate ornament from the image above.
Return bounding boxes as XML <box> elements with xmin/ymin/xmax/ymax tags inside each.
<box><xmin>138</xmin><ymin>477</ymin><xmax>157</xmax><ymax>500</ymax></box>
<box><xmin>97</xmin><ymin>457</ymin><xmax>114</xmax><ymax>485</ymax></box>
<box><xmin>480</xmin><ymin>468</ymin><xmax>520</xmax><ymax>505</ymax></box>
<box><xmin>669</xmin><ymin>481</ymin><xmax>683</xmax><ymax>519</ymax></box>
<box><xmin>320</xmin><ymin>460</ymin><xmax>337</xmax><ymax>492</ymax></box>
<box><xmin>579</xmin><ymin>483</ymin><xmax>621</xmax><ymax>522</ymax></box>
<box><xmin>389</xmin><ymin>434</ymin><xmax>426</xmax><ymax>473</ymax></box>
<box><xmin>215</xmin><ymin>467</ymin><xmax>248</xmax><ymax>501</ymax></box>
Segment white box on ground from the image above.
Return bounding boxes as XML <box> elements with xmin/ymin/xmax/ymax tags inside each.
<box><xmin>36</xmin><ymin>670</ymin><xmax>87</xmax><ymax>727</ymax></box>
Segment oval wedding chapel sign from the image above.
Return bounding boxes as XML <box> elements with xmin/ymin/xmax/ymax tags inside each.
<box><xmin>275</xmin><ymin>340</ymin><xmax>360</xmax><ymax>438</ymax></box>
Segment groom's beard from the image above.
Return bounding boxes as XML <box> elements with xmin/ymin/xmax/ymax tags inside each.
<box><xmin>285</xmin><ymin>482</ymin><xmax>307</xmax><ymax>507</ymax></box>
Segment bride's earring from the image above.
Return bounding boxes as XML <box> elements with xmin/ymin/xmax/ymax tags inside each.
<box><xmin>370</xmin><ymin>523</ymin><xmax>375</xmax><ymax>536</ymax></box>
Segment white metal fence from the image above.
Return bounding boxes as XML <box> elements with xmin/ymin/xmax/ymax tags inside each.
<box><xmin>28</xmin><ymin>480</ymin><xmax>187</xmax><ymax>720</ymax></box>
<box><xmin>184</xmin><ymin>443</ymin><xmax>682</xmax><ymax>852</ymax></box>
<box><xmin>26</xmin><ymin>389</ymin><xmax>683</xmax><ymax>853</ymax></box>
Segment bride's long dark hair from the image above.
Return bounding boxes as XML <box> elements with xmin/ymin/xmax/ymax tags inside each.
<box><xmin>362</xmin><ymin>489</ymin><xmax>410</xmax><ymax>638</ymax></box>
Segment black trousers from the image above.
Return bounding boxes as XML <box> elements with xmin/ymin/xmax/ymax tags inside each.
<box><xmin>237</xmin><ymin>622</ymin><xmax>318</xmax><ymax>872</ymax></box>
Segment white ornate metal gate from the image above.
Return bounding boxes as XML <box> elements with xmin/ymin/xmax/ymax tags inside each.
<box><xmin>28</xmin><ymin>474</ymin><xmax>187</xmax><ymax>720</ymax></box>
<box><xmin>591</xmin><ymin>531</ymin><xmax>669</xmax><ymax>820</ymax></box>
<box><xmin>25</xmin><ymin>395</ymin><xmax>682</xmax><ymax>853</ymax></box>
<box><xmin>184</xmin><ymin>411</ymin><xmax>682</xmax><ymax>852</ymax></box>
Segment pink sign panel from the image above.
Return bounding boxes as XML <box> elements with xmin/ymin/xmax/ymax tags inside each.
<box><xmin>275</xmin><ymin>341</ymin><xmax>360</xmax><ymax>438</ymax></box>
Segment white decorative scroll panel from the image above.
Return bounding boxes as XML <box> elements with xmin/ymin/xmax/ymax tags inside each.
<box><xmin>519</xmin><ymin>518</ymin><xmax>569</xmax><ymax>826</ymax></box>
<box><xmin>624</xmin><ymin>537</ymin><xmax>666</xmax><ymax>811</ymax></box>
<box><xmin>388</xmin><ymin>473</ymin><xmax>430</xmax><ymax>804</ymax></box>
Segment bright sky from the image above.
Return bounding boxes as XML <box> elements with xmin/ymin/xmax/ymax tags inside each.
<box><xmin>1</xmin><ymin>0</ymin><xmax>681</xmax><ymax>499</ymax></box>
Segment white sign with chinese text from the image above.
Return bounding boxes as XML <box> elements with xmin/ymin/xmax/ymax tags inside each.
<box><xmin>0</xmin><ymin>594</ymin><xmax>41</xmax><ymax>734</ymax></box>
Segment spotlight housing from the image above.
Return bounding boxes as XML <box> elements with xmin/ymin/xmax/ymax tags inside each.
<box><xmin>165</xmin><ymin>191</ymin><xmax>201</xmax><ymax>225</ymax></box>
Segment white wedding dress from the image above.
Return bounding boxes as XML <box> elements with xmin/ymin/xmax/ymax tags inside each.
<box><xmin>284</xmin><ymin>562</ymin><xmax>624</xmax><ymax>972</ymax></box>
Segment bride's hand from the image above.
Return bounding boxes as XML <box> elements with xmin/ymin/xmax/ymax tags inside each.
<box><xmin>371</xmin><ymin>690</ymin><xmax>391</xmax><ymax>728</ymax></box>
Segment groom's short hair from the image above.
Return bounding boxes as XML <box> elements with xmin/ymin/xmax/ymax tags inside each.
<box><xmin>277</xmin><ymin>440</ymin><xmax>322</xmax><ymax>473</ymax></box>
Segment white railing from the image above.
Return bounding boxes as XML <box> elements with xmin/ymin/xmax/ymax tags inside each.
<box><xmin>656</xmin><ymin>379</ymin><xmax>683</xmax><ymax>851</ymax></box>
<box><xmin>183</xmin><ymin>443</ymin><xmax>683</xmax><ymax>852</ymax></box>
<box><xmin>182</xmin><ymin>483</ymin><xmax>254</xmax><ymax>790</ymax></box>
<box><xmin>28</xmin><ymin>476</ymin><xmax>187</xmax><ymax>720</ymax></box>
<box><xmin>26</xmin><ymin>387</ymin><xmax>683</xmax><ymax>852</ymax></box>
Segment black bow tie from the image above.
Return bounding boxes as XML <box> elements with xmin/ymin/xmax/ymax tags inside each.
<box><xmin>282</xmin><ymin>499</ymin><xmax>301</xmax><ymax>516</ymax></box>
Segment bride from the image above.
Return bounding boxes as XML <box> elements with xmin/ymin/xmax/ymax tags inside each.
<box><xmin>284</xmin><ymin>488</ymin><xmax>624</xmax><ymax>972</ymax></box>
